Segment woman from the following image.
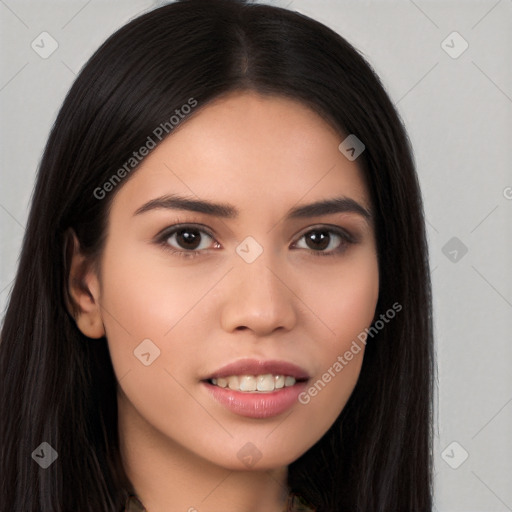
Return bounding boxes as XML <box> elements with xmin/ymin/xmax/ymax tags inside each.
<box><xmin>0</xmin><ymin>0</ymin><xmax>434</xmax><ymax>510</ymax></box>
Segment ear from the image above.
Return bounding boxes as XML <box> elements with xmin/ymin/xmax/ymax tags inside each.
<box><xmin>65</xmin><ymin>229</ymin><xmax>105</xmax><ymax>339</ymax></box>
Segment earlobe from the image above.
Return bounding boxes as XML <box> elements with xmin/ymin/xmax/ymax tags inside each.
<box><xmin>65</xmin><ymin>230</ymin><xmax>105</xmax><ymax>339</ymax></box>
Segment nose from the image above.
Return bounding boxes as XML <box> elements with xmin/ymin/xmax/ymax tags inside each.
<box><xmin>219</xmin><ymin>247</ymin><xmax>297</xmax><ymax>336</ymax></box>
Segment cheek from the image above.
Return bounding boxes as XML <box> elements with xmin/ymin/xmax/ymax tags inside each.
<box><xmin>97</xmin><ymin>243</ymin><xmax>204</xmax><ymax>372</ymax></box>
<box><xmin>295</xmin><ymin>252</ymin><xmax>378</xmax><ymax>430</ymax></box>
<box><xmin>98</xmin><ymin>245</ymin><xmax>208</xmax><ymax>431</ymax></box>
<box><xmin>101</xmin><ymin>240</ymin><xmax>210</xmax><ymax>327</ymax></box>
<box><xmin>301</xmin><ymin>249</ymin><xmax>379</xmax><ymax>342</ymax></box>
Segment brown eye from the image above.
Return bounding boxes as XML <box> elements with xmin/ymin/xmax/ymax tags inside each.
<box><xmin>294</xmin><ymin>226</ymin><xmax>356</xmax><ymax>257</ymax></box>
<box><xmin>155</xmin><ymin>224</ymin><xmax>218</xmax><ymax>259</ymax></box>
<box><xmin>172</xmin><ymin>228</ymin><xmax>204</xmax><ymax>250</ymax></box>
<box><xmin>304</xmin><ymin>230</ymin><xmax>332</xmax><ymax>251</ymax></box>
<box><xmin>165</xmin><ymin>227</ymin><xmax>214</xmax><ymax>251</ymax></box>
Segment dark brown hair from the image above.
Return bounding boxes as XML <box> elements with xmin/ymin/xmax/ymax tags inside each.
<box><xmin>0</xmin><ymin>1</ymin><xmax>434</xmax><ymax>510</ymax></box>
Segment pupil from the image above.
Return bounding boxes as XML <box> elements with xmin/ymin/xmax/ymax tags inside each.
<box><xmin>308</xmin><ymin>230</ymin><xmax>329</xmax><ymax>250</ymax></box>
<box><xmin>177</xmin><ymin>228</ymin><xmax>200</xmax><ymax>249</ymax></box>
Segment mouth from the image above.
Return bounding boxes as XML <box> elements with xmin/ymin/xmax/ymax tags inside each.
<box><xmin>205</xmin><ymin>374</ymin><xmax>308</xmax><ymax>393</ymax></box>
<box><xmin>201</xmin><ymin>359</ymin><xmax>311</xmax><ymax>419</ymax></box>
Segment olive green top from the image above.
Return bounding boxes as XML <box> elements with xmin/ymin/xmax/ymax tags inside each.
<box><xmin>123</xmin><ymin>492</ymin><xmax>316</xmax><ymax>511</ymax></box>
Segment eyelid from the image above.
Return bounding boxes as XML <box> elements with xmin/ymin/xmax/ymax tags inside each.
<box><xmin>155</xmin><ymin>221</ymin><xmax>216</xmax><ymax>240</ymax></box>
<box><xmin>293</xmin><ymin>223</ymin><xmax>358</xmax><ymax>244</ymax></box>
<box><xmin>155</xmin><ymin>220</ymin><xmax>357</xmax><ymax>242</ymax></box>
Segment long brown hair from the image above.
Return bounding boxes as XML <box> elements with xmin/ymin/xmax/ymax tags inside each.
<box><xmin>0</xmin><ymin>1</ymin><xmax>434</xmax><ymax>510</ymax></box>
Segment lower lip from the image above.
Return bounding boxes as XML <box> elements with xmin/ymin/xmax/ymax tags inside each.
<box><xmin>203</xmin><ymin>380</ymin><xmax>308</xmax><ymax>419</ymax></box>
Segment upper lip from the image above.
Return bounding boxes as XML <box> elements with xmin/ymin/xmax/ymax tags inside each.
<box><xmin>203</xmin><ymin>358</ymin><xmax>310</xmax><ymax>381</ymax></box>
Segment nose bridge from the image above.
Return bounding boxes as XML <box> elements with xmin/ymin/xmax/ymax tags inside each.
<box><xmin>220</xmin><ymin>234</ymin><xmax>296</xmax><ymax>334</ymax></box>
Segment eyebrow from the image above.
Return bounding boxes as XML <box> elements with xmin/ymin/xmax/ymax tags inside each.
<box><xmin>133</xmin><ymin>194</ymin><xmax>372</xmax><ymax>223</ymax></box>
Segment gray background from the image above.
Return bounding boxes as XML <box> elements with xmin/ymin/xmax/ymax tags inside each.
<box><xmin>1</xmin><ymin>0</ymin><xmax>511</xmax><ymax>510</ymax></box>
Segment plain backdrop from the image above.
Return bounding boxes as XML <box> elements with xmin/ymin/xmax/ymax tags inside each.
<box><xmin>1</xmin><ymin>1</ymin><xmax>511</xmax><ymax>510</ymax></box>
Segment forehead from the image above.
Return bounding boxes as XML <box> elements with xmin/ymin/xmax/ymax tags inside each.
<box><xmin>111</xmin><ymin>90</ymin><xmax>371</xmax><ymax>219</ymax></box>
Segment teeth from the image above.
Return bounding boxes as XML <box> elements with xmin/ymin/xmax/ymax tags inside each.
<box><xmin>239</xmin><ymin>375</ymin><xmax>257</xmax><ymax>392</ymax></box>
<box><xmin>257</xmin><ymin>374</ymin><xmax>274</xmax><ymax>392</ymax></box>
<box><xmin>216</xmin><ymin>377</ymin><xmax>228</xmax><ymax>388</ymax></box>
<box><xmin>284</xmin><ymin>376</ymin><xmax>295</xmax><ymax>387</ymax></box>
<box><xmin>210</xmin><ymin>374</ymin><xmax>297</xmax><ymax>392</ymax></box>
<box><xmin>227</xmin><ymin>376</ymin><xmax>239</xmax><ymax>390</ymax></box>
<box><xmin>274</xmin><ymin>375</ymin><xmax>285</xmax><ymax>389</ymax></box>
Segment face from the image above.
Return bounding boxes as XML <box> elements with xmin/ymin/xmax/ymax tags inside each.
<box><xmin>76</xmin><ymin>91</ymin><xmax>379</xmax><ymax>471</ymax></box>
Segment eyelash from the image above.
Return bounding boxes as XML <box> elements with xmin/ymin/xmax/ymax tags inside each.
<box><xmin>154</xmin><ymin>221</ymin><xmax>357</xmax><ymax>259</ymax></box>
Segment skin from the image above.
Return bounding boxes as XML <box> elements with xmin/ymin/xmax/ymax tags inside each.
<box><xmin>68</xmin><ymin>91</ymin><xmax>379</xmax><ymax>512</ymax></box>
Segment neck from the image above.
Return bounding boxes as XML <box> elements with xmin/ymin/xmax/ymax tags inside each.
<box><xmin>118</xmin><ymin>390</ymin><xmax>290</xmax><ymax>512</ymax></box>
